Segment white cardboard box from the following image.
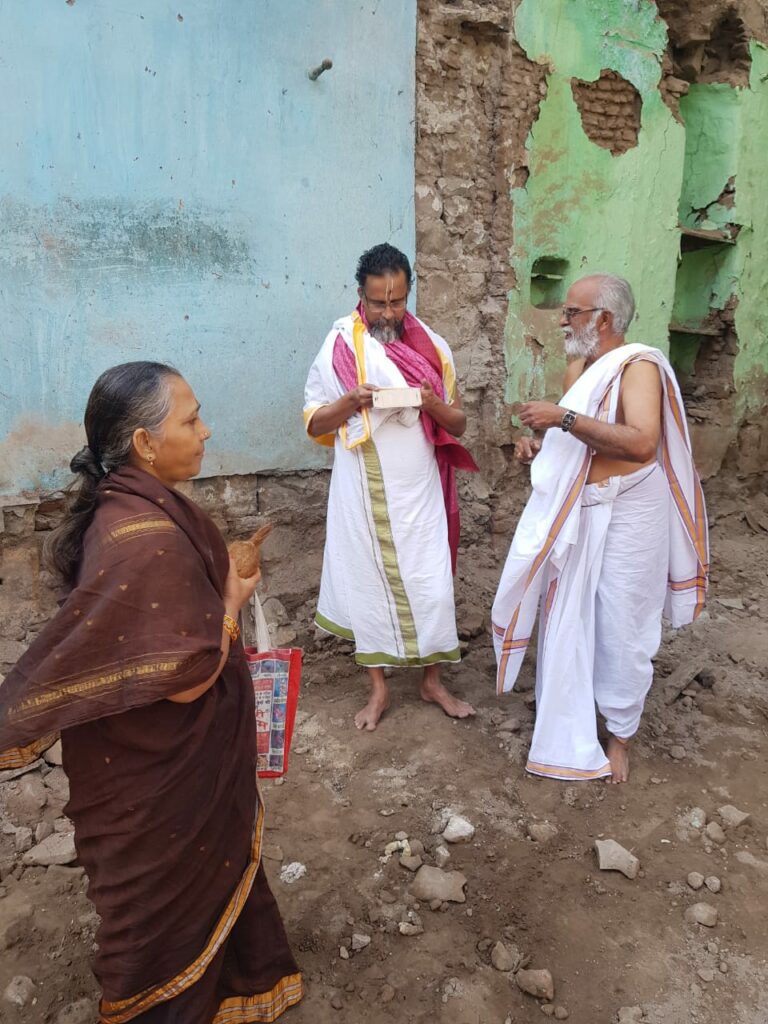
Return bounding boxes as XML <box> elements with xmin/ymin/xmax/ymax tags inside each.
<box><xmin>372</xmin><ymin>387</ymin><xmax>422</xmax><ymax>409</ymax></box>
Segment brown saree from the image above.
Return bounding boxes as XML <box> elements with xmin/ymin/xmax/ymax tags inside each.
<box><xmin>0</xmin><ymin>466</ymin><xmax>302</xmax><ymax>1023</ymax></box>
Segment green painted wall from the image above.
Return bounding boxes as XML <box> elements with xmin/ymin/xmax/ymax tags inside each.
<box><xmin>506</xmin><ymin>2</ymin><xmax>768</xmax><ymax>425</ymax></box>
<box><xmin>507</xmin><ymin>0</ymin><xmax>685</xmax><ymax>403</ymax></box>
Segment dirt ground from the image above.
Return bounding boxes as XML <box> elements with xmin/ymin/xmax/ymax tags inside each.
<box><xmin>1</xmin><ymin>483</ymin><xmax>768</xmax><ymax>1024</ymax></box>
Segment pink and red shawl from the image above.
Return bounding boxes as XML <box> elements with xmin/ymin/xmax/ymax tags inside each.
<box><xmin>332</xmin><ymin>306</ymin><xmax>478</xmax><ymax>573</ymax></box>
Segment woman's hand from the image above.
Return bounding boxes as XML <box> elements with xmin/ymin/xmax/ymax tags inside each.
<box><xmin>224</xmin><ymin>556</ymin><xmax>260</xmax><ymax>615</ymax></box>
<box><xmin>514</xmin><ymin>436</ymin><xmax>542</xmax><ymax>465</ymax></box>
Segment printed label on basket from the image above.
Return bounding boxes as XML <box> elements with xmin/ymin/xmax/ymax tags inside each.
<box><xmin>250</xmin><ymin>656</ymin><xmax>291</xmax><ymax>774</ymax></box>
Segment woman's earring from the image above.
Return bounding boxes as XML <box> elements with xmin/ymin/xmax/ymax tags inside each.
<box><xmin>147</xmin><ymin>453</ymin><xmax>155</xmax><ymax>465</ymax></box>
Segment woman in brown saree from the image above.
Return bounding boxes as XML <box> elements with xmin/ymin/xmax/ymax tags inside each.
<box><xmin>0</xmin><ymin>362</ymin><xmax>303</xmax><ymax>1023</ymax></box>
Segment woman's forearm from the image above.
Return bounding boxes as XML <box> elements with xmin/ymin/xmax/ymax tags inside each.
<box><xmin>166</xmin><ymin>601</ymin><xmax>239</xmax><ymax>704</ymax></box>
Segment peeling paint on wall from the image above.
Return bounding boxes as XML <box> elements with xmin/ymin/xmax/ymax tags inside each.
<box><xmin>506</xmin><ymin>0</ymin><xmax>685</xmax><ymax>403</ymax></box>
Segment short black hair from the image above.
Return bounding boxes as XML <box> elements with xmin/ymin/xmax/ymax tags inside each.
<box><xmin>355</xmin><ymin>243</ymin><xmax>412</xmax><ymax>289</ymax></box>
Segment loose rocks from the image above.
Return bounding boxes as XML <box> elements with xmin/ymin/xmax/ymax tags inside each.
<box><xmin>442</xmin><ymin>815</ymin><xmax>475</xmax><ymax>844</ymax></box>
<box><xmin>685</xmin><ymin>903</ymin><xmax>718</xmax><ymax>927</ymax></box>
<box><xmin>55</xmin><ymin>1000</ymin><xmax>98</xmax><ymax>1024</ymax></box>
<box><xmin>718</xmin><ymin>805</ymin><xmax>750</xmax><ymax>828</ymax></box>
<box><xmin>351</xmin><ymin>933</ymin><xmax>371</xmax><ymax>951</ymax></box>
<box><xmin>705</xmin><ymin>822</ymin><xmax>726</xmax><ymax>845</ymax></box>
<box><xmin>528</xmin><ymin>821</ymin><xmax>558</xmax><ymax>844</ymax></box>
<box><xmin>491</xmin><ymin>940</ymin><xmax>520</xmax><ymax>972</ymax></box>
<box><xmin>704</xmin><ymin>876</ymin><xmax>721</xmax><ymax>893</ymax></box>
<box><xmin>434</xmin><ymin>845</ymin><xmax>451</xmax><ymax>868</ymax></box>
<box><xmin>516</xmin><ymin>968</ymin><xmax>555</xmax><ymax>1001</ymax></box>
<box><xmin>22</xmin><ymin>831</ymin><xmax>76</xmax><ymax>867</ymax></box>
<box><xmin>594</xmin><ymin>839</ymin><xmax>640</xmax><ymax>880</ymax></box>
<box><xmin>4</xmin><ymin>976</ymin><xmax>35</xmax><ymax>1007</ymax></box>
<box><xmin>687</xmin><ymin>872</ymin><xmax>705</xmax><ymax>890</ymax></box>
<box><xmin>411</xmin><ymin>865</ymin><xmax>467</xmax><ymax>904</ymax></box>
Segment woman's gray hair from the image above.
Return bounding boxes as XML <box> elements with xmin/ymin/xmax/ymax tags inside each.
<box><xmin>593</xmin><ymin>274</ymin><xmax>636</xmax><ymax>334</ymax></box>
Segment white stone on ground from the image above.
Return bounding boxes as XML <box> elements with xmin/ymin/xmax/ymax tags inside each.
<box><xmin>279</xmin><ymin>862</ymin><xmax>306</xmax><ymax>884</ymax></box>
<box><xmin>685</xmin><ymin>903</ymin><xmax>718</xmax><ymax>927</ymax></box>
<box><xmin>410</xmin><ymin>865</ymin><xmax>467</xmax><ymax>904</ymax></box>
<box><xmin>442</xmin><ymin>815</ymin><xmax>475</xmax><ymax>844</ymax></box>
<box><xmin>516</xmin><ymin>968</ymin><xmax>554</xmax><ymax>1001</ymax></box>
<box><xmin>22</xmin><ymin>831</ymin><xmax>76</xmax><ymax>867</ymax></box>
<box><xmin>3</xmin><ymin>976</ymin><xmax>36</xmax><ymax>1007</ymax></box>
<box><xmin>594</xmin><ymin>839</ymin><xmax>640</xmax><ymax>880</ymax></box>
<box><xmin>718</xmin><ymin>804</ymin><xmax>750</xmax><ymax>827</ymax></box>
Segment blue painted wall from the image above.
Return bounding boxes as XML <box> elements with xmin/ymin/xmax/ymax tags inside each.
<box><xmin>0</xmin><ymin>0</ymin><xmax>416</xmax><ymax>497</ymax></box>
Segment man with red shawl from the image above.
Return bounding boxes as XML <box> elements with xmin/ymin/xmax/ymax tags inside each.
<box><xmin>304</xmin><ymin>244</ymin><xmax>478</xmax><ymax>730</ymax></box>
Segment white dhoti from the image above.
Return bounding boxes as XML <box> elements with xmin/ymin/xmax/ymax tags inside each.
<box><xmin>492</xmin><ymin>344</ymin><xmax>709</xmax><ymax>780</ymax></box>
<box><xmin>304</xmin><ymin>312</ymin><xmax>461</xmax><ymax>667</ymax></box>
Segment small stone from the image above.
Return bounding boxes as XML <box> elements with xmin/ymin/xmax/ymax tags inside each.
<box><xmin>718</xmin><ymin>805</ymin><xmax>750</xmax><ymax>828</ymax></box>
<box><xmin>411</xmin><ymin>865</ymin><xmax>467</xmax><ymax>903</ymax></box>
<box><xmin>434</xmin><ymin>845</ymin><xmax>451</xmax><ymax>868</ymax></box>
<box><xmin>379</xmin><ymin>808</ymin><xmax>394</xmax><ymax>817</ymax></box>
<box><xmin>35</xmin><ymin>821</ymin><xmax>54</xmax><ymax>844</ymax></box>
<box><xmin>594</xmin><ymin>839</ymin><xmax>640</xmax><ymax>879</ymax></box>
<box><xmin>704</xmin><ymin>876</ymin><xmax>721</xmax><ymax>893</ymax></box>
<box><xmin>55</xmin><ymin>999</ymin><xmax>97</xmax><ymax>1024</ymax></box>
<box><xmin>528</xmin><ymin>821</ymin><xmax>558</xmax><ymax>844</ymax></box>
<box><xmin>409</xmin><ymin>839</ymin><xmax>425</xmax><ymax>857</ymax></box>
<box><xmin>339</xmin><ymin>946</ymin><xmax>349</xmax><ymax>960</ymax></box>
<box><xmin>442</xmin><ymin>815</ymin><xmax>475</xmax><ymax>844</ymax></box>
<box><xmin>330</xmin><ymin>993</ymin><xmax>344</xmax><ymax>1010</ymax></box>
<box><xmin>262</xmin><ymin>844</ymin><xmax>284</xmax><ymax>862</ymax></box>
<box><xmin>43</xmin><ymin>740</ymin><xmax>64</xmax><ymax>766</ymax></box>
<box><xmin>670</xmin><ymin>745</ymin><xmax>686</xmax><ymax>760</ymax></box>
<box><xmin>399</xmin><ymin>854</ymin><xmax>423</xmax><ymax>872</ymax></box>
<box><xmin>23</xmin><ymin>831</ymin><xmax>76</xmax><ymax>866</ymax></box>
<box><xmin>491</xmin><ymin>940</ymin><xmax>520</xmax><ymax>972</ymax></box>
<box><xmin>697</xmin><ymin>968</ymin><xmax>714</xmax><ymax>983</ymax></box>
<box><xmin>719</xmin><ymin>961</ymin><xmax>728</xmax><ymax>974</ymax></box>
<box><xmin>705</xmin><ymin>822</ymin><xmax>726</xmax><ymax>844</ymax></box>
<box><xmin>43</xmin><ymin>767</ymin><xmax>70</xmax><ymax>803</ymax></box>
<box><xmin>687</xmin><ymin>872</ymin><xmax>705</xmax><ymax>890</ymax></box>
<box><xmin>4</xmin><ymin>975</ymin><xmax>35</xmax><ymax>1006</ymax></box>
<box><xmin>516</xmin><ymin>968</ymin><xmax>554</xmax><ymax>1001</ymax></box>
<box><xmin>398</xmin><ymin>921</ymin><xmax>424</xmax><ymax>936</ymax></box>
<box><xmin>429</xmin><ymin>899</ymin><xmax>442</xmax><ymax>911</ymax></box>
<box><xmin>617</xmin><ymin>1009</ymin><xmax>643</xmax><ymax>1024</ymax></box>
<box><xmin>14</xmin><ymin>827</ymin><xmax>33</xmax><ymax>854</ymax></box>
<box><xmin>685</xmin><ymin>903</ymin><xmax>718</xmax><ymax>927</ymax></box>
<box><xmin>279</xmin><ymin>862</ymin><xmax>306</xmax><ymax>884</ymax></box>
<box><xmin>554</xmin><ymin>1008</ymin><xmax>569</xmax><ymax>1021</ymax></box>
<box><xmin>351</xmin><ymin>932</ymin><xmax>371</xmax><ymax>951</ymax></box>
<box><xmin>688</xmin><ymin>808</ymin><xmax>707</xmax><ymax>829</ymax></box>
<box><xmin>542</xmin><ymin>1007</ymin><xmax>555</xmax><ymax>1018</ymax></box>
<box><xmin>379</xmin><ymin>983</ymin><xmax>395</xmax><ymax>1003</ymax></box>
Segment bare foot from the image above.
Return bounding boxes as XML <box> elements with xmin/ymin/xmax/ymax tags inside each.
<box><xmin>420</xmin><ymin>671</ymin><xmax>475</xmax><ymax>719</ymax></box>
<box><xmin>354</xmin><ymin>676</ymin><xmax>390</xmax><ymax>732</ymax></box>
<box><xmin>605</xmin><ymin>735</ymin><xmax>630</xmax><ymax>784</ymax></box>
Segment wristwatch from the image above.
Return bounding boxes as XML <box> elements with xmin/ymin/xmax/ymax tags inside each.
<box><xmin>560</xmin><ymin>409</ymin><xmax>577</xmax><ymax>433</ymax></box>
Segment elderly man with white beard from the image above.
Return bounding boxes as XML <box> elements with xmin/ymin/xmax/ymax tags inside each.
<box><xmin>492</xmin><ymin>273</ymin><xmax>709</xmax><ymax>783</ymax></box>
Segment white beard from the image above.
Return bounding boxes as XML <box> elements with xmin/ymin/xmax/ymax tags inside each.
<box><xmin>370</xmin><ymin>322</ymin><xmax>402</xmax><ymax>345</ymax></box>
<box><xmin>563</xmin><ymin>319</ymin><xmax>600</xmax><ymax>359</ymax></box>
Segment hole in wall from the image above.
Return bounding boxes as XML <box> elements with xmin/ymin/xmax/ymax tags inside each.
<box><xmin>657</xmin><ymin>2</ymin><xmax>752</xmax><ymax>87</ymax></box>
<box><xmin>530</xmin><ymin>257</ymin><xmax>569</xmax><ymax>309</ymax></box>
<box><xmin>571</xmin><ymin>70</ymin><xmax>642</xmax><ymax>156</ymax></box>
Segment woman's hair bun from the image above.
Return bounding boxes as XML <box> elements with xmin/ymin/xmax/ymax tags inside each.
<box><xmin>70</xmin><ymin>445</ymin><xmax>105</xmax><ymax>482</ymax></box>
